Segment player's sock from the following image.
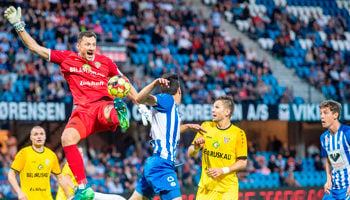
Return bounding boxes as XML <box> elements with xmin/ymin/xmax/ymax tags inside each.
<box><xmin>63</xmin><ymin>144</ymin><xmax>87</xmax><ymax>185</ymax></box>
<box><xmin>78</xmin><ymin>184</ymin><xmax>86</xmax><ymax>189</ymax></box>
<box><xmin>109</xmin><ymin>108</ymin><xmax>120</xmax><ymax>124</ymax></box>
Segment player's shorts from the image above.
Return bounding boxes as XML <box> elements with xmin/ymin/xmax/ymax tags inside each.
<box><xmin>196</xmin><ymin>186</ymin><xmax>238</xmax><ymax>200</ymax></box>
<box><xmin>323</xmin><ymin>188</ymin><xmax>350</xmax><ymax>200</ymax></box>
<box><xmin>136</xmin><ymin>156</ymin><xmax>181</xmax><ymax>199</ymax></box>
<box><xmin>65</xmin><ymin>100</ymin><xmax>118</xmax><ymax>140</ymax></box>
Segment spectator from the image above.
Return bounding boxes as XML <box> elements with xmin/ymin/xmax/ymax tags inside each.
<box><xmin>307</xmin><ymin>143</ymin><xmax>320</xmax><ymax>158</ymax></box>
<box><xmin>268</xmin><ymin>155</ymin><xmax>279</xmax><ymax>172</ymax></box>
<box><xmin>284</xmin><ymin>171</ymin><xmax>301</xmax><ymax>187</ymax></box>
<box><xmin>314</xmin><ymin>154</ymin><xmax>324</xmax><ymax>171</ymax></box>
<box><xmin>275</xmin><ymin>154</ymin><xmax>286</xmax><ymax>170</ymax></box>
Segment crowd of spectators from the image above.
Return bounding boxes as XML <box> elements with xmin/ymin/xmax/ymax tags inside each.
<box><xmin>0</xmin><ymin>0</ymin><xmax>290</xmax><ymax>105</ymax></box>
<box><xmin>212</xmin><ymin>0</ymin><xmax>350</xmax><ymax>102</ymax></box>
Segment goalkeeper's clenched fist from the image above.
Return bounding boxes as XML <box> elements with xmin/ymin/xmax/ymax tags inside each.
<box><xmin>4</xmin><ymin>6</ymin><xmax>25</xmax><ymax>32</ymax></box>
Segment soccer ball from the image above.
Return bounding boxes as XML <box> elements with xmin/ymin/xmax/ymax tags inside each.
<box><xmin>108</xmin><ymin>75</ymin><xmax>131</xmax><ymax>98</ymax></box>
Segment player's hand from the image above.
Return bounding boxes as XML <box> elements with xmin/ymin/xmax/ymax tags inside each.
<box><xmin>194</xmin><ymin>137</ymin><xmax>205</xmax><ymax>150</ymax></box>
<box><xmin>324</xmin><ymin>179</ymin><xmax>332</xmax><ymax>195</ymax></box>
<box><xmin>4</xmin><ymin>6</ymin><xmax>22</xmax><ymax>26</ymax></box>
<box><xmin>154</xmin><ymin>78</ymin><xmax>170</xmax><ymax>88</ymax></box>
<box><xmin>347</xmin><ymin>185</ymin><xmax>350</xmax><ymax>196</ymax></box>
<box><xmin>185</xmin><ymin>124</ymin><xmax>207</xmax><ymax>133</ymax></box>
<box><xmin>207</xmin><ymin>168</ymin><xmax>224</xmax><ymax>179</ymax></box>
<box><xmin>138</xmin><ymin>104</ymin><xmax>152</xmax><ymax>126</ymax></box>
<box><xmin>17</xmin><ymin>190</ymin><xmax>27</xmax><ymax>200</ymax></box>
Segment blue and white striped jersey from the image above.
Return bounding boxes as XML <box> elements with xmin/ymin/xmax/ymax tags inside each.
<box><xmin>150</xmin><ymin>93</ymin><xmax>181</xmax><ymax>162</ymax></box>
<box><xmin>321</xmin><ymin>124</ymin><xmax>350</xmax><ymax>190</ymax></box>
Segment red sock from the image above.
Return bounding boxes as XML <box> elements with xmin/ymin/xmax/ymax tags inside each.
<box><xmin>109</xmin><ymin>108</ymin><xmax>120</xmax><ymax>124</ymax></box>
<box><xmin>63</xmin><ymin>145</ymin><xmax>87</xmax><ymax>184</ymax></box>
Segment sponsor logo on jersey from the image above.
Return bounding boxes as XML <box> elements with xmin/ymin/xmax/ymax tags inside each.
<box><xmin>330</xmin><ymin>152</ymin><xmax>340</xmax><ymax>162</ymax></box>
<box><xmin>82</xmin><ymin>64</ymin><xmax>91</xmax><ymax>72</ymax></box>
<box><xmin>213</xmin><ymin>141</ymin><xmax>220</xmax><ymax>149</ymax></box>
<box><xmin>70</xmin><ymin>67</ymin><xmax>105</xmax><ymax>77</ymax></box>
<box><xmin>203</xmin><ymin>149</ymin><xmax>232</xmax><ymax>160</ymax></box>
<box><xmin>38</xmin><ymin>164</ymin><xmax>43</xmax><ymax>170</ymax></box>
<box><xmin>80</xmin><ymin>81</ymin><xmax>104</xmax><ymax>86</ymax></box>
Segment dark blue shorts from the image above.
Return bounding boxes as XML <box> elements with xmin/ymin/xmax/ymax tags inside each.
<box><xmin>135</xmin><ymin>156</ymin><xmax>181</xmax><ymax>199</ymax></box>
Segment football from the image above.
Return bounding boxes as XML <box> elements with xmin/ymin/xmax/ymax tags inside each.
<box><xmin>107</xmin><ymin>75</ymin><xmax>131</xmax><ymax>98</ymax></box>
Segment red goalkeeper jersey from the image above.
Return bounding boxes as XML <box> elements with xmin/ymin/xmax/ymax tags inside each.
<box><xmin>49</xmin><ymin>50</ymin><xmax>120</xmax><ymax>105</ymax></box>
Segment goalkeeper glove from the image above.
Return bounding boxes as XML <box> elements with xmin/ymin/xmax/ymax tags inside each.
<box><xmin>4</xmin><ymin>6</ymin><xmax>25</xmax><ymax>32</ymax></box>
<box><xmin>138</xmin><ymin>104</ymin><xmax>152</xmax><ymax>126</ymax></box>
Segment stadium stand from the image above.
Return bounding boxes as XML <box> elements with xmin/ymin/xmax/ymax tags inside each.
<box><xmin>215</xmin><ymin>0</ymin><xmax>350</xmax><ymax>102</ymax></box>
<box><xmin>0</xmin><ymin>0</ymin><xmax>335</xmax><ymax>198</ymax></box>
<box><xmin>0</xmin><ymin>0</ymin><xmax>291</xmax><ymax>105</ymax></box>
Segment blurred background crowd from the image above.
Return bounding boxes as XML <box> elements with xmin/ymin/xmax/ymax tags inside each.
<box><xmin>2</xmin><ymin>0</ymin><xmax>349</xmax><ymax>197</ymax></box>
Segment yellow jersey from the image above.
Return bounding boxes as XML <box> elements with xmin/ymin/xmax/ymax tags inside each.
<box><xmin>10</xmin><ymin>146</ymin><xmax>61</xmax><ymax>200</ymax></box>
<box><xmin>56</xmin><ymin>162</ymin><xmax>77</xmax><ymax>200</ymax></box>
<box><xmin>192</xmin><ymin>121</ymin><xmax>247</xmax><ymax>192</ymax></box>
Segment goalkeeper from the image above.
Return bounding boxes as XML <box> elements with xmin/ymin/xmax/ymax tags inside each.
<box><xmin>4</xmin><ymin>6</ymin><xmax>152</xmax><ymax>200</ymax></box>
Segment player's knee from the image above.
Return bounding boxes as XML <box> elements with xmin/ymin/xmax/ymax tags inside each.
<box><xmin>61</xmin><ymin>128</ymin><xmax>80</xmax><ymax>146</ymax></box>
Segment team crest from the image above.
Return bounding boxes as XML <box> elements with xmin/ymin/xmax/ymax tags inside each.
<box><xmin>95</xmin><ymin>61</ymin><xmax>101</xmax><ymax>68</ymax></box>
<box><xmin>224</xmin><ymin>137</ymin><xmax>230</xmax><ymax>144</ymax></box>
<box><xmin>213</xmin><ymin>141</ymin><xmax>220</xmax><ymax>149</ymax></box>
<box><xmin>45</xmin><ymin>159</ymin><xmax>50</xmax><ymax>166</ymax></box>
<box><xmin>38</xmin><ymin>164</ymin><xmax>43</xmax><ymax>170</ymax></box>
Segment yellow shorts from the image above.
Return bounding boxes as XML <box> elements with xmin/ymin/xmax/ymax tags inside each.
<box><xmin>196</xmin><ymin>187</ymin><xmax>238</xmax><ymax>200</ymax></box>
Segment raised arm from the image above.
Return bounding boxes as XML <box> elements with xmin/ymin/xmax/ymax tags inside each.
<box><xmin>4</xmin><ymin>7</ymin><xmax>49</xmax><ymax>60</ymax></box>
<box><xmin>136</xmin><ymin>78</ymin><xmax>169</xmax><ymax>106</ymax></box>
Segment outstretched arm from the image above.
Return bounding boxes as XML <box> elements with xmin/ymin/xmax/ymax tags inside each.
<box><xmin>4</xmin><ymin>6</ymin><xmax>49</xmax><ymax>60</ymax></box>
<box><xmin>17</xmin><ymin>30</ymin><xmax>50</xmax><ymax>60</ymax></box>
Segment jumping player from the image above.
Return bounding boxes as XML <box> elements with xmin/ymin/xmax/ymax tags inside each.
<box><xmin>4</xmin><ymin>6</ymin><xmax>150</xmax><ymax>200</ymax></box>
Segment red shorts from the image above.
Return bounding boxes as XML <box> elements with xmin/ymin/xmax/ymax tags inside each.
<box><xmin>64</xmin><ymin>101</ymin><xmax>119</xmax><ymax>140</ymax></box>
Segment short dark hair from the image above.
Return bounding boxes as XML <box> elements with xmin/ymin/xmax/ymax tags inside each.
<box><xmin>319</xmin><ymin>100</ymin><xmax>342</xmax><ymax>119</ymax></box>
<box><xmin>215</xmin><ymin>95</ymin><xmax>234</xmax><ymax>116</ymax></box>
<box><xmin>77</xmin><ymin>31</ymin><xmax>97</xmax><ymax>43</ymax></box>
<box><xmin>161</xmin><ymin>73</ymin><xmax>180</xmax><ymax>95</ymax></box>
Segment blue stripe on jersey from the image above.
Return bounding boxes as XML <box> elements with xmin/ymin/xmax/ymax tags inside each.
<box><xmin>166</xmin><ymin>109</ymin><xmax>171</xmax><ymax>161</ymax></box>
<box><xmin>344</xmin><ymin>168</ymin><xmax>349</xmax><ymax>187</ymax></box>
<box><xmin>172</xmin><ymin>105</ymin><xmax>179</xmax><ymax>160</ymax></box>
<box><xmin>154</xmin><ymin>139</ymin><xmax>162</xmax><ymax>156</ymax></box>
<box><xmin>332</xmin><ymin>133</ymin><xmax>335</xmax><ymax>151</ymax></box>
<box><xmin>327</xmin><ymin>132</ymin><xmax>330</xmax><ymax>152</ymax></box>
<box><xmin>343</xmin><ymin>130</ymin><xmax>350</xmax><ymax>166</ymax></box>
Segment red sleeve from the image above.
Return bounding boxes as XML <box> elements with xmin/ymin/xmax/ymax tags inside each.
<box><xmin>49</xmin><ymin>50</ymin><xmax>73</xmax><ymax>65</ymax></box>
<box><xmin>108</xmin><ymin>57</ymin><xmax>121</xmax><ymax>77</ymax></box>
